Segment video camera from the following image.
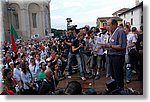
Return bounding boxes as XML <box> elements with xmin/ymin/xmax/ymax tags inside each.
<box><xmin>68</xmin><ymin>25</ymin><xmax>77</xmax><ymax>31</ymax></box>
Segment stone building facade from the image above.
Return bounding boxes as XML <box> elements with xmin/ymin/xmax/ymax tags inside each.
<box><xmin>119</xmin><ymin>1</ymin><xmax>143</xmax><ymax>29</ymax></box>
<box><xmin>3</xmin><ymin>0</ymin><xmax>51</xmax><ymax>41</ymax></box>
<box><xmin>96</xmin><ymin>17</ymin><xmax>122</xmax><ymax>28</ymax></box>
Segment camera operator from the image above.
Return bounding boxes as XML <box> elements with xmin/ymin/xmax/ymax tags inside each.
<box><xmin>66</xmin><ymin>32</ymin><xmax>86</xmax><ymax>81</ymax></box>
<box><xmin>65</xmin><ymin>30</ymin><xmax>76</xmax><ymax>76</ymax></box>
<box><xmin>64</xmin><ymin>30</ymin><xmax>75</xmax><ymax>56</ymax></box>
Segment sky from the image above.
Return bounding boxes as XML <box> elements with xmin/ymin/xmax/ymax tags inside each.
<box><xmin>50</xmin><ymin>0</ymin><xmax>143</xmax><ymax>30</ymax></box>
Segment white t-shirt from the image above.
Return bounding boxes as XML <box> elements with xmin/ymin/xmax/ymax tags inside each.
<box><xmin>101</xmin><ymin>33</ymin><xmax>110</xmax><ymax>44</ymax></box>
<box><xmin>101</xmin><ymin>33</ymin><xmax>110</xmax><ymax>54</ymax></box>
<box><xmin>29</xmin><ymin>64</ymin><xmax>39</xmax><ymax>78</ymax></box>
<box><xmin>95</xmin><ymin>36</ymin><xmax>103</xmax><ymax>55</ymax></box>
<box><xmin>21</xmin><ymin>70</ymin><xmax>32</xmax><ymax>89</ymax></box>
<box><xmin>126</xmin><ymin>32</ymin><xmax>137</xmax><ymax>54</ymax></box>
<box><xmin>35</xmin><ymin>60</ymin><xmax>40</xmax><ymax>67</ymax></box>
<box><xmin>13</xmin><ymin>68</ymin><xmax>22</xmax><ymax>82</ymax></box>
<box><xmin>89</xmin><ymin>36</ymin><xmax>103</xmax><ymax>56</ymax></box>
<box><xmin>89</xmin><ymin>37</ymin><xmax>97</xmax><ymax>56</ymax></box>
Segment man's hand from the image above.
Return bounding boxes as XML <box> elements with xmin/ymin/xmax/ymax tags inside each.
<box><xmin>105</xmin><ymin>44</ymin><xmax>110</xmax><ymax>48</ymax></box>
<box><xmin>79</xmin><ymin>43</ymin><xmax>83</xmax><ymax>48</ymax></box>
<box><xmin>101</xmin><ymin>44</ymin><xmax>110</xmax><ymax>48</ymax></box>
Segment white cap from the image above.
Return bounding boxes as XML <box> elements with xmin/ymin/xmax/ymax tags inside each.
<box><xmin>9</xmin><ymin>62</ymin><xmax>14</xmax><ymax>65</ymax></box>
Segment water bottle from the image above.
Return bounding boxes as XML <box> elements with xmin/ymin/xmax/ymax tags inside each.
<box><xmin>15</xmin><ymin>85</ymin><xmax>20</xmax><ymax>94</ymax></box>
<box><xmin>126</xmin><ymin>64</ymin><xmax>131</xmax><ymax>68</ymax></box>
<box><xmin>126</xmin><ymin>64</ymin><xmax>132</xmax><ymax>81</ymax></box>
<box><xmin>34</xmin><ymin>78</ymin><xmax>38</xmax><ymax>91</ymax></box>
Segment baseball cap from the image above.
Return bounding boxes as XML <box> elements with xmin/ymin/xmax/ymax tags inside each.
<box><xmin>101</xmin><ymin>26</ymin><xmax>107</xmax><ymax>30</ymax></box>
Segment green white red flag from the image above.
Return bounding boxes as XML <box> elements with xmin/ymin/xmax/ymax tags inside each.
<box><xmin>10</xmin><ymin>25</ymin><xmax>18</xmax><ymax>52</ymax></box>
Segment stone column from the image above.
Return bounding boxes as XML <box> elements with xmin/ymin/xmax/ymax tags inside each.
<box><xmin>0</xmin><ymin>0</ymin><xmax>5</xmax><ymax>42</ymax></box>
<box><xmin>20</xmin><ymin>4</ymin><xmax>30</xmax><ymax>40</ymax></box>
<box><xmin>39</xmin><ymin>7</ymin><xmax>45</xmax><ymax>38</ymax></box>
<box><xmin>48</xmin><ymin>1</ymin><xmax>51</xmax><ymax>34</ymax></box>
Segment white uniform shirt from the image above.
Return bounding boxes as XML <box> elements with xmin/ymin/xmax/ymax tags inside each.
<box><xmin>13</xmin><ymin>68</ymin><xmax>22</xmax><ymax>82</ymax></box>
<box><xmin>29</xmin><ymin>64</ymin><xmax>39</xmax><ymax>78</ymax></box>
<box><xmin>21</xmin><ymin>70</ymin><xmax>32</xmax><ymax>89</ymax></box>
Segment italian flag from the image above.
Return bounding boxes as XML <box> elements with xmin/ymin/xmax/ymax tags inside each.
<box><xmin>10</xmin><ymin>25</ymin><xmax>18</xmax><ymax>52</ymax></box>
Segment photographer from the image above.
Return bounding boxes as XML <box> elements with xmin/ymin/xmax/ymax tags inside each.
<box><xmin>65</xmin><ymin>30</ymin><xmax>77</xmax><ymax>76</ymax></box>
<box><xmin>64</xmin><ymin>30</ymin><xmax>75</xmax><ymax>57</ymax></box>
<box><xmin>66</xmin><ymin>32</ymin><xmax>86</xmax><ymax>81</ymax></box>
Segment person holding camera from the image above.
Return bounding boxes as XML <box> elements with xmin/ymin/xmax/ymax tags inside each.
<box><xmin>65</xmin><ymin>30</ymin><xmax>77</xmax><ymax>75</ymax></box>
<box><xmin>66</xmin><ymin>32</ymin><xmax>86</xmax><ymax>81</ymax></box>
<box><xmin>64</xmin><ymin>30</ymin><xmax>75</xmax><ymax>56</ymax></box>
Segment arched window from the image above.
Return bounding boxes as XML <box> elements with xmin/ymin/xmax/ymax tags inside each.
<box><xmin>131</xmin><ymin>18</ymin><xmax>133</xmax><ymax>25</ymax></box>
<box><xmin>28</xmin><ymin>3</ymin><xmax>40</xmax><ymax>29</ymax></box>
<box><xmin>32</xmin><ymin>13</ymin><xmax>37</xmax><ymax>28</ymax></box>
<box><xmin>13</xmin><ymin>12</ymin><xmax>19</xmax><ymax>29</ymax></box>
<box><xmin>10</xmin><ymin>3</ymin><xmax>20</xmax><ymax>29</ymax></box>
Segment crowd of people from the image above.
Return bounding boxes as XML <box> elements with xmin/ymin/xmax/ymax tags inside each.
<box><xmin>0</xmin><ymin>19</ymin><xmax>143</xmax><ymax>95</ymax></box>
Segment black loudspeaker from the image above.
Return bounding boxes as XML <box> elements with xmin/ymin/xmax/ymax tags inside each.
<box><xmin>105</xmin><ymin>79</ymin><xmax>118</xmax><ymax>92</ymax></box>
<box><xmin>83</xmin><ymin>88</ymin><xmax>97</xmax><ymax>95</ymax></box>
<box><xmin>105</xmin><ymin>79</ymin><xmax>129</xmax><ymax>95</ymax></box>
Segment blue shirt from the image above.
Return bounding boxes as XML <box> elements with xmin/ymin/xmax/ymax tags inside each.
<box><xmin>108</xmin><ymin>27</ymin><xmax>127</xmax><ymax>55</ymax></box>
